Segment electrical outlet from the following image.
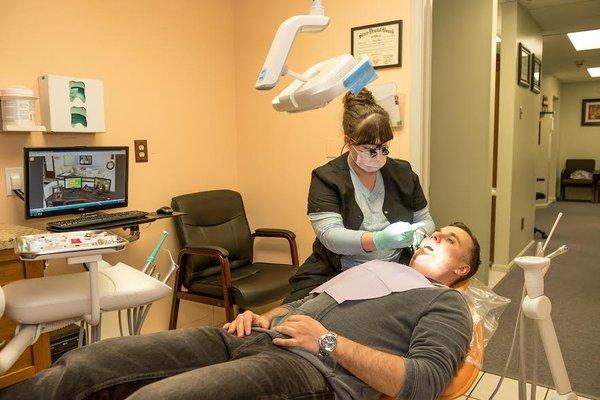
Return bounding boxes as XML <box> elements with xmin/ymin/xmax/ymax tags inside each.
<box><xmin>521</xmin><ymin>218</ymin><xmax>525</xmax><ymax>231</ymax></box>
<box><xmin>134</xmin><ymin>140</ymin><xmax>148</xmax><ymax>162</ymax></box>
<box><xmin>5</xmin><ymin>167</ymin><xmax>23</xmax><ymax>196</ymax></box>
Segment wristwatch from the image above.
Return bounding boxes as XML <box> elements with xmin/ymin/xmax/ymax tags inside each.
<box><xmin>318</xmin><ymin>331</ymin><xmax>338</xmax><ymax>357</ymax></box>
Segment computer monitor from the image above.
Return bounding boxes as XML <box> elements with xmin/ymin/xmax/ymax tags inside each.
<box><xmin>65</xmin><ymin>177</ymin><xmax>82</xmax><ymax>189</ymax></box>
<box><xmin>24</xmin><ymin>146</ymin><xmax>129</xmax><ymax>219</ymax></box>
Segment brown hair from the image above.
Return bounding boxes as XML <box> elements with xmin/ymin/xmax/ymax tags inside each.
<box><xmin>342</xmin><ymin>89</ymin><xmax>393</xmax><ymax>145</ymax></box>
<box><xmin>450</xmin><ymin>222</ymin><xmax>481</xmax><ymax>281</ymax></box>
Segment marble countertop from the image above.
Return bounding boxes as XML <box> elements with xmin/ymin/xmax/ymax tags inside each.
<box><xmin>0</xmin><ymin>224</ymin><xmax>45</xmax><ymax>251</ymax></box>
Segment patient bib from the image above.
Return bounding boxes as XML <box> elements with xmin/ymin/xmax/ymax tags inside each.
<box><xmin>310</xmin><ymin>260</ymin><xmax>433</xmax><ymax>303</ymax></box>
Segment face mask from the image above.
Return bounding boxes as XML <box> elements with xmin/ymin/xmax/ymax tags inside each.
<box><xmin>351</xmin><ymin>146</ymin><xmax>387</xmax><ymax>172</ymax></box>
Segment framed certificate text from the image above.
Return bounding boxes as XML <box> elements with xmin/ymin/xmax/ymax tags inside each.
<box><xmin>351</xmin><ymin>20</ymin><xmax>402</xmax><ymax>69</ymax></box>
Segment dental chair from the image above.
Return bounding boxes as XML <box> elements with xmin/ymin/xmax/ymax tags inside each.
<box><xmin>380</xmin><ymin>279</ymin><xmax>485</xmax><ymax>400</ymax></box>
<box><xmin>0</xmin><ymin>231</ymin><xmax>177</xmax><ymax>374</ymax></box>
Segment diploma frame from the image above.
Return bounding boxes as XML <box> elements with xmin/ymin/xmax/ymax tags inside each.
<box><xmin>351</xmin><ymin>20</ymin><xmax>402</xmax><ymax>69</ymax></box>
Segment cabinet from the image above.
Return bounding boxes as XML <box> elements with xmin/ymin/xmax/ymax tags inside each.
<box><xmin>0</xmin><ymin>249</ymin><xmax>51</xmax><ymax>388</ymax></box>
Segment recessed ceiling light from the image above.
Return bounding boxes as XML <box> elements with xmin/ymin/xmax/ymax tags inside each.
<box><xmin>588</xmin><ymin>67</ymin><xmax>600</xmax><ymax>78</ymax></box>
<box><xmin>567</xmin><ymin>29</ymin><xmax>600</xmax><ymax>51</ymax></box>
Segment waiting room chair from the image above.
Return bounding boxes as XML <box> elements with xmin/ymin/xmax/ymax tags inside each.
<box><xmin>169</xmin><ymin>190</ymin><xmax>299</xmax><ymax>326</ymax></box>
<box><xmin>560</xmin><ymin>159</ymin><xmax>595</xmax><ymax>201</ymax></box>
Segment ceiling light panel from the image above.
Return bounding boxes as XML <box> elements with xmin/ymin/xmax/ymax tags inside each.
<box><xmin>567</xmin><ymin>29</ymin><xmax>600</xmax><ymax>51</ymax></box>
<box><xmin>588</xmin><ymin>67</ymin><xmax>600</xmax><ymax>78</ymax></box>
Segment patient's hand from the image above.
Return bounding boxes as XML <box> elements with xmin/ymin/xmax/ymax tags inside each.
<box><xmin>223</xmin><ymin>310</ymin><xmax>270</xmax><ymax>337</ymax></box>
<box><xmin>272</xmin><ymin>315</ymin><xmax>328</xmax><ymax>354</ymax></box>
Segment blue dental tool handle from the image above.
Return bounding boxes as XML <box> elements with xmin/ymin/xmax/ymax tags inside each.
<box><xmin>144</xmin><ymin>231</ymin><xmax>169</xmax><ymax>270</ymax></box>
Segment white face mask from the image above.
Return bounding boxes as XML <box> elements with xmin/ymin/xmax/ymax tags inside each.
<box><xmin>351</xmin><ymin>146</ymin><xmax>387</xmax><ymax>172</ymax></box>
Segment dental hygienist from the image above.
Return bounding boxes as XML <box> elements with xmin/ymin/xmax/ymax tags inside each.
<box><xmin>285</xmin><ymin>89</ymin><xmax>435</xmax><ymax>302</ymax></box>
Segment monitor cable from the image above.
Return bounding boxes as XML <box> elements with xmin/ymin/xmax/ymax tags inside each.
<box><xmin>12</xmin><ymin>189</ymin><xmax>25</xmax><ymax>201</ymax></box>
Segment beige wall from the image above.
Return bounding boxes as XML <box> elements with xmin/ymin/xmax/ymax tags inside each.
<box><xmin>559</xmin><ymin>81</ymin><xmax>600</xmax><ymax>200</ymax></box>
<box><xmin>494</xmin><ymin>2</ymin><xmax>541</xmax><ymax>267</ymax></box>
<box><xmin>429</xmin><ymin>0</ymin><xmax>497</xmax><ymax>283</ymax></box>
<box><xmin>234</xmin><ymin>0</ymin><xmax>413</xmax><ymax>265</ymax></box>
<box><xmin>0</xmin><ymin>0</ymin><xmax>239</xmax><ymax>332</ymax></box>
<box><xmin>0</xmin><ymin>1</ymin><xmax>412</xmax><ymax>332</ymax></box>
<box><xmin>538</xmin><ymin>74</ymin><xmax>561</xmax><ymax>202</ymax></box>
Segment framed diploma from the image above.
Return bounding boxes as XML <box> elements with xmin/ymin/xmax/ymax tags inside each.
<box><xmin>351</xmin><ymin>20</ymin><xmax>402</xmax><ymax>69</ymax></box>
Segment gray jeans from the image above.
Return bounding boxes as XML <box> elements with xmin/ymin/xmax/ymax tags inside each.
<box><xmin>0</xmin><ymin>327</ymin><xmax>334</xmax><ymax>400</ymax></box>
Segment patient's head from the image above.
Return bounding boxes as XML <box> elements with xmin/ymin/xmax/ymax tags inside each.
<box><xmin>409</xmin><ymin>222</ymin><xmax>481</xmax><ymax>286</ymax></box>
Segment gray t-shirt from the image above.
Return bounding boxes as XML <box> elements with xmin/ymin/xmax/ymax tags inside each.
<box><xmin>262</xmin><ymin>286</ymin><xmax>472</xmax><ymax>400</ymax></box>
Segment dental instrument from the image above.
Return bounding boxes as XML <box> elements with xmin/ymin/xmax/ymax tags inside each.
<box><xmin>489</xmin><ymin>213</ymin><xmax>577</xmax><ymax>400</ymax></box>
<box><xmin>546</xmin><ymin>245</ymin><xmax>568</xmax><ymax>260</ymax></box>
<box><xmin>256</xmin><ymin>0</ymin><xmax>378</xmax><ymax>112</ymax></box>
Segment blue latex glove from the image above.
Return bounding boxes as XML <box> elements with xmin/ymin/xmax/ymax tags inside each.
<box><xmin>410</xmin><ymin>222</ymin><xmax>428</xmax><ymax>250</ymax></box>
<box><xmin>372</xmin><ymin>221</ymin><xmax>415</xmax><ymax>250</ymax></box>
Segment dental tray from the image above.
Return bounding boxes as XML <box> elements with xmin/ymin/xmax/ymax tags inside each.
<box><xmin>16</xmin><ymin>230</ymin><xmax>128</xmax><ymax>260</ymax></box>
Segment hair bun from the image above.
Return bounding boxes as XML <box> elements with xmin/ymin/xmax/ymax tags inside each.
<box><xmin>343</xmin><ymin>88</ymin><xmax>376</xmax><ymax>109</ymax></box>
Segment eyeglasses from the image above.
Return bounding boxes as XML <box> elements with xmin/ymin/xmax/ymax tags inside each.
<box><xmin>355</xmin><ymin>144</ymin><xmax>390</xmax><ymax>158</ymax></box>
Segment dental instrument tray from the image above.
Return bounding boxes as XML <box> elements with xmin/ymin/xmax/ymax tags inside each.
<box><xmin>15</xmin><ymin>230</ymin><xmax>128</xmax><ymax>260</ymax></box>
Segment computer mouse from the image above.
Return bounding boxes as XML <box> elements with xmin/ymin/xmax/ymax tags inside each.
<box><xmin>156</xmin><ymin>206</ymin><xmax>174</xmax><ymax>215</ymax></box>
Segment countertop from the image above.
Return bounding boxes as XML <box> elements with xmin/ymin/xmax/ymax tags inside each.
<box><xmin>0</xmin><ymin>224</ymin><xmax>45</xmax><ymax>251</ymax></box>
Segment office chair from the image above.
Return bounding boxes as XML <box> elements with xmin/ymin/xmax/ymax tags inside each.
<box><xmin>169</xmin><ymin>190</ymin><xmax>299</xmax><ymax>326</ymax></box>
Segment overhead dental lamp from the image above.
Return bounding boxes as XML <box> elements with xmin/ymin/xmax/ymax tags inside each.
<box><xmin>256</xmin><ymin>0</ymin><xmax>378</xmax><ymax>113</ymax></box>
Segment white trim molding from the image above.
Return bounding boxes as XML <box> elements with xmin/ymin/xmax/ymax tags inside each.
<box><xmin>410</xmin><ymin>0</ymin><xmax>433</xmax><ymax>198</ymax></box>
<box><xmin>491</xmin><ymin>240</ymin><xmax>535</xmax><ymax>273</ymax></box>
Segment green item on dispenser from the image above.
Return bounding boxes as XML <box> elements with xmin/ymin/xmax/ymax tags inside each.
<box><xmin>70</xmin><ymin>106</ymin><xmax>87</xmax><ymax>127</ymax></box>
<box><xmin>69</xmin><ymin>81</ymin><xmax>86</xmax><ymax>102</ymax></box>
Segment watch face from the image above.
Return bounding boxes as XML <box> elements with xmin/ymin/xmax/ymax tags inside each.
<box><xmin>321</xmin><ymin>335</ymin><xmax>337</xmax><ymax>352</ymax></box>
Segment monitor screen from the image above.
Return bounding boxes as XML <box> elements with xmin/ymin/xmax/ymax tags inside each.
<box><xmin>65</xmin><ymin>177</ymin><xmax>82</xmax><ymax>189</ymax></box>
<box><xmin>25</xmin><ymin>147</ymin><xmax>129</xmax><ymax>218</ymax></box>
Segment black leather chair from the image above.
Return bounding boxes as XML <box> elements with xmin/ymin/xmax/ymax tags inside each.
<box><xmin>169</xmin><ymin>190</ymin><xmax>299</xmax><ymax>327</ymax></box>
<box><xmin>560</xmin><ymin>159</ymin><xmax>595</xmax><ymax>201</ymax></box>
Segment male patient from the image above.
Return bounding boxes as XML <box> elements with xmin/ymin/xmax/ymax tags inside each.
<box><xmin>0</xmin><ymin>222</ymin><xmax>480</xmax><ymax>400</ymax></box>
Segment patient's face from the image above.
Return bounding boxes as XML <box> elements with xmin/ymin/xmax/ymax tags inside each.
<box><xmin>409</xmin><ymin>226</ymin><xmax>473</xmax><ymax>285</ymax></box>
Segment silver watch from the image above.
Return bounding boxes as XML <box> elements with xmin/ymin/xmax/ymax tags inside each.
<box><xmin>318</xmin><ymin>331</ymin><xmax>338</xmax><ymax>357</ymax></box>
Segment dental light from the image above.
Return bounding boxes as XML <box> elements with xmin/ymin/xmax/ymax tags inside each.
<box><xmin>256</xmin><ymin>0</ymin><xmax>378</xmax><ymax>113</ymax></box>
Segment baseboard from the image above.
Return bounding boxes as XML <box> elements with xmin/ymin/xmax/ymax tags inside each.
<box><xmin>535</xmin><ymin>198</ymin><xmax>556</xmax><ymax>209</ymax></box>
<box><xmin>491</xmin><ymin>240</ymin><xmax>535</xmax><ymax>272</ymax></box>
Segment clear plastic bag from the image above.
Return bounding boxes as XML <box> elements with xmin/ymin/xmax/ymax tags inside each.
<box><xmin>453</xmin><ymin>278</ymin><xmax>511</xmax><ymax>368</ymax></box>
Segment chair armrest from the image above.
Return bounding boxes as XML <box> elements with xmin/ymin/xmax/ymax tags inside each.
<box><xmin>178</xmin><ymin>245</ymin><xmax>230</xmax><ymax>260</ymax></box>
<box><xmin>561</xmin><ymin>169</ymin><xmax>567</xmax><ymax>180</ymax></box>
<box><xmin>252</xmin><ymin>229</ymin><xmax>299</xmax><ymax>267</ymax></box>
<box><xmin>176</xmin><ymin>246</ymin><xmax>233</xmax><ymax>305</ymax></box>
<box><xmin>253</xmin><ymin>228</ymin><xmax>296</xmax><ymax>240</ymax></box>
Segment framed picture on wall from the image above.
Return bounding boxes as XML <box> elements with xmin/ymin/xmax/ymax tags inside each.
<box><xmin>531</xmin><ymin>55</ymin><xmax>541</xmax><ymax>93</ymax></box>
<box><xmin>351</xmin><ymin>20</ymin><xmax>402</xmax><ymax>69</ymax></box>
<box><xmin>581</xmin><ymin>98</ymin><xmax>600</xmax><ymax>126</ymax></box>
<box><xmin>517</xmin><ymin>43</ymin><xmax>531</xmax><ymax>88</ymax></box>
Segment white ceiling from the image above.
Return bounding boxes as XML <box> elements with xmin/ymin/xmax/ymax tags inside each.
<box><xmin>510</xmin><ymin>0</ymin><xmax>600</xmax><ymax>82</ymax></box>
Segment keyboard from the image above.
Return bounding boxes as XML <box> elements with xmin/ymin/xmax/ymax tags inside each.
<box><xmin>47</xmin><ymin>210</ymin><xmax>149</xmax><ymax>231</ymax></box>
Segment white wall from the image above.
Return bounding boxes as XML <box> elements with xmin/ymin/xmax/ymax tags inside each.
<box><xmin>494</xmin><ymin>2</ymin><xmax>542</xmax><ymax>267</ymax></box>
<box><xmin>538</xmin><ymin>74</ymin><xmax>561</xmax><ymax>202</ymax></box>
<box><xmin>429</xmin><ymin>0</ymin><xmax>497</xmax><ymax>283</ymax></box>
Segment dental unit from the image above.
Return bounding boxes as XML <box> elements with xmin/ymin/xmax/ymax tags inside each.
<box><xmin>0</xmin><ymin>230</ymin><xmax>177</xmax><ymax>374</ymax></box>
<box><xmin>489</xmin><ymin>212</ymin><xmax>578</xmax><ymax>400</ymax></box>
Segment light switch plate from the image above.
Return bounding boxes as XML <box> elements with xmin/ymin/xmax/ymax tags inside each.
<box><xmin>5</xmin><ymin>167</ymin><xmax>23</xmax><ymax>196</ymax></box>
<box><xmin>134</xmin><ymin>140</ymin><xmax>148</xmax><ymax>162</ymax></box>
